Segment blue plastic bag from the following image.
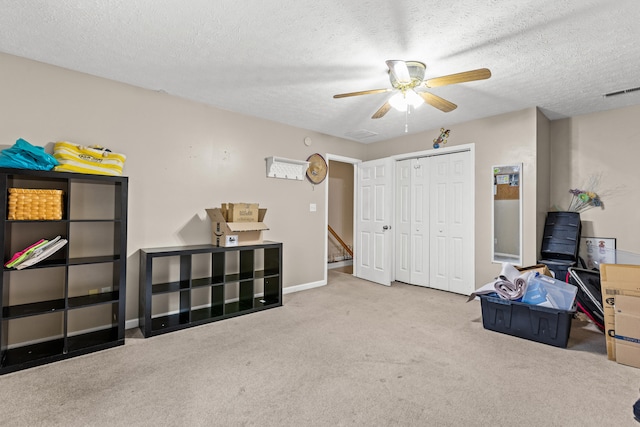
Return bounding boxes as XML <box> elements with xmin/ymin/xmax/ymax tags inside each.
<box><xmin>0</xmin><ymin>138</ymin><xmax>59</xmax><ymax>170</ymax></box>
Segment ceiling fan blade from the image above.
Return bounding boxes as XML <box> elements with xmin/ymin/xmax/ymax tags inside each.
<box><xmin>424</xmin><ymin>68</ymin><xmax>491</xmax><ymax>88</ymax></box>
<box><xmin>418</xmin><ymin>92</ymin><xmax>457</xmax><ymax>112</ymax></box>
<box><xmin>333</xmin><ymin>88</ymin><xmax>391</xmax><ymax>98</ymax></box>
<box><xmin>386</xmin><ymin>60</ymin><xmax>411</xmax><ymax>84</ymax></box>
<box><xmin>371</xmin><ymin>102</ymin><xmax>392</xmax><ymax>119</ymax></box>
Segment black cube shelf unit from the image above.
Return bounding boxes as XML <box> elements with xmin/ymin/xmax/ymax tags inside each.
<box><xmin>0</xmin><ymin>167</ymin><xmax>128</xmax><ymax>375</ymax></box>
<box><xmin>139</xmin><ymin>241</ymin><xmax>282</xmax><ymax>338</ymax></box>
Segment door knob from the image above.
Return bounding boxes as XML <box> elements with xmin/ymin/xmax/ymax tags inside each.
<box><xmin>383</xmin><ymin>225</ymin><xmax>391</xmax><ymax>230</ymax></box>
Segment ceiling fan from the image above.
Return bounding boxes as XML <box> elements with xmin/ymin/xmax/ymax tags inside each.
<box><xmin>333</xmin><ymin>60</ymin><xmax>491</xmax><ymax>119</ymax></box>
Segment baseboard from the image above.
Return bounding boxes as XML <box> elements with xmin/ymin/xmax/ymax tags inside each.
<box><xmin>125</xmin><ymin>279</ymin><xmax>328</xmax><ymax>330</ymax></box>
<box><xmin>282</xmin><ymin>280</ymin><xmax>326</xmax><ymax>294</ymax></box>
<box><xmin>126</xmin><ymin>318</ymin><xmax>139</xmax><ymax>330</ymax></box>
<box><xmin>328</xmin><ymin>259</ymin><xmax>353</xmax><ymax>269</ymax></box>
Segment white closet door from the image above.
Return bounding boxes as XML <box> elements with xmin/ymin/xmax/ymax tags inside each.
<box><xmin>429</xmin><ymin>151</ymin><xmax>474</xmax><ymax>294</ymax></box>
<box><xmin>410</xmin><ymin>158</ymin><xmax>430</xmax><ymax>286</ymax></box>
<box><xmin>395</xmin><ymin>159</ymin><xmax>412</xmax><ymax>284</ymax></box>
<box><xmin>395</xmin><ymin>158</ymin><xmax>430</xmax><ymax>286</ymax></box>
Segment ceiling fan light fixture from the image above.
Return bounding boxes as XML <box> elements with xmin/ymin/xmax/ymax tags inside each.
<box><xmin>406</xmin><ymin>90</ymin><xmax>424</xmax><ymax>108</ymax></box>
<box><xmin>389</xmin><ymin>90</ymin><xmax>424</xmax><ymax>111</ymax></box>
<box><xmin>389</xmin><ymin>92</ymin><xmax>407</xmax><ymax>111</ymax></box>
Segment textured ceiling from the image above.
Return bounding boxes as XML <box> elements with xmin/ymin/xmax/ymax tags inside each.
<box><xmin>1</xmin><ymin>0</ymin><xmax>640</xmax><ymax>143</ymax></box>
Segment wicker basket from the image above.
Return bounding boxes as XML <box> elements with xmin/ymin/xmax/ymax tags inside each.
<box><xmin>7</xmin><ymin>188</ymin><xmax>63</xmax><ymax>220</ymax></box>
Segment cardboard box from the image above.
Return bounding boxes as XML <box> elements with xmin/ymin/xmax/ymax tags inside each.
<box><xmin>599</xmin><ymin>264</ymin><xmax>640</xmax><ymax>361</ymax></box>
<box><xmin>516</xmin><ymin>264</ymin><xmax>552</xmax><ymax>277</ymax></box>
<box><xmin>206</xmin><ymin>207</ymin><xmax>268</xmax><ymax>247</ymax></box>
<box><xmin>613</xmin><ymin>295</ymin><xmax>640</xmax><ymax>369</ymax></box>
<box><xmin>221</xmin><ymin>203</ymin><xmax>259</xmax><ymax>223</ymax></box>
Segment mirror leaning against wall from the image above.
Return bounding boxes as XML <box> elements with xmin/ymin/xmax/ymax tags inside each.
<box><xmin>492</xmin><ymin>164</ymin><xmax>523</xmax><ymax>266</ymax></box>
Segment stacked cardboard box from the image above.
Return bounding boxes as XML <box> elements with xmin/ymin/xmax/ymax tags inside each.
<box><xmin>206</xmin><ymin>203</ymin><xmax>268</xmax><ymax>247</ymax></box>
<box><xmin>600</xmin><ymin>264</ymin><xmax>640</xmax><ymax>369</ymax></box>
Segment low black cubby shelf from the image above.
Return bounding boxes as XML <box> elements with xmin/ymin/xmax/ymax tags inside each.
<box><xmin>0</xmin><ymin>167</ymin><xmax>128</xmax><ymax>375</ymax></box>
<box><xmin>139</xmin><ymin>241</ymin><xmax>282</xmax><ymax>338</ymax></box>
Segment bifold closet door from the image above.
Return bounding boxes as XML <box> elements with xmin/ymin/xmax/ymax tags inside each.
<box><xmin>429</xmin><ymin>151</ymin><xmax>473</xmax><ymax>294</ymax></box>
<box><xmin>395</xmin><ymin>158</ymin><xmax>429</xmax><ymax>286</ymax></box>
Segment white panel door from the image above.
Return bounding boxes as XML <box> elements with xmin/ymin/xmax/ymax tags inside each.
<box><xmin>429</xmin><ymin>151</ymin><xmax>473</xmax><ymax>294</ymax></box>
<box><xmin>410</xmin><ymin>158</ymin><xmax>430</xmax><ymax>286</ymax></box>
<box><xmin>430</xmin><ymin>158</ymin><xmax>449</xmax><ymax>291</ymax></box>
<box><xmin>395</xmin><ymin>159</ymin><xmax>412</xmax><ymax>284</ymax></box>
<box><xmin>356</xmin><ymin>158</ymin><xmax>393</xmax><ymax>286</ymax></box>
<box><xmin>395</xmin><ymin>158</ymin><xmax>430</xmax><ymax>286</ymax></box>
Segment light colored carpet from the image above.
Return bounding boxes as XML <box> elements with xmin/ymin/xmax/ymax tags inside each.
<box><xmin>0</xmin><ymin>270</ymin><xmax>638</xmax><ymax>426</ymax></box>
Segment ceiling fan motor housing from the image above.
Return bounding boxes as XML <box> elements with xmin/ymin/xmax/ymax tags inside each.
<box><xmin>389</xmin><ymin>61</ymin><xmax>426</xmax><ymax>90</ymax></box>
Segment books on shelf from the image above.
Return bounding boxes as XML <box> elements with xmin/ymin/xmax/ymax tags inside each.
<box><xmin>5</xmin><ymin>236</ymin><xmax>68</xmax><ymax>270</ymax></box>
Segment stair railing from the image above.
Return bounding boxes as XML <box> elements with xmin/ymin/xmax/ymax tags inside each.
<box><xmin>328</xmin><ymin>225</ymin><xmax>353</xmax><ymax>258</ymax></box>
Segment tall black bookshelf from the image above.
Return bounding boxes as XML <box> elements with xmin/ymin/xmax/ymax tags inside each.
<box><xmin>0</xmin><ymin>168</ymin><xmax>127</xmax><ymax>374</ymax></box>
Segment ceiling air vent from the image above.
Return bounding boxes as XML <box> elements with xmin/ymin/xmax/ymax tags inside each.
<box><xmin>604</xmin><ymin>86</ymin><xmax>640</xmax><ymax>98</ymax></box>
<box><xmin>345</xmin><ymin>129</ymin><xmax>378</xmax><ymax>140</ymax></box>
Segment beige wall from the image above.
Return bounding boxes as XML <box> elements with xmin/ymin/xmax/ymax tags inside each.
<box><xmin>0</xmin><ymin>53</ymin><xmax>367</xmax><ymax>324</ymax></box>
<box><xmin>535</xmin><ymin>109</ymin><xmax>551</xmax><ymax>256</ymax></box>
<box><xmin>327</xmin><ymin>160</ymin><xmax>354</xmax><ymax>261</ymax></box>
<box><xmin>550</xmin><ymin>104</ymin><xmax>640</xmax><ymax>256</ymax></box>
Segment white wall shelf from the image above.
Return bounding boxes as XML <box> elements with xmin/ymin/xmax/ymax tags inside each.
<box><xmin>265</xmin><ymin>156</ymin><xmax>309</xmax><ymax>181</ymax></box>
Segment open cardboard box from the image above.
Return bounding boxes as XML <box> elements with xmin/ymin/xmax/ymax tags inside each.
<box><xmin>516</xmin><ymin>264</ymin><xmax>552</xmax><ymax>277</ymax></box>
<box><xmin>206</xmin><ymin>207</ymin><xmax>268</xmax><ymax>247</ymax></box>
<box><xmin>221</xmin><ymin>203</ymin><xmax>259</xmax><ymax>223</ymax></box>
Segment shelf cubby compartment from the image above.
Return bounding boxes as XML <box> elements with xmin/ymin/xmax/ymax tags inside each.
<box><xmin>139</xmin><ymin>241</ymin><xmax>282</xmax><ymax>338</ymax></box>
<box><xmin>67</xmin><ymin>303</ymin><xmax>120</xmax><ymax>353</ymax></box>
<box><xmin>1</xmin><ymin>311</ymin><xmax>64</xmax><ymax>372</ymax></box>
<box><xmin>264</xmin><ymin>275</ymin><xmax>281</xmax><ymax>305</ymax></box>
